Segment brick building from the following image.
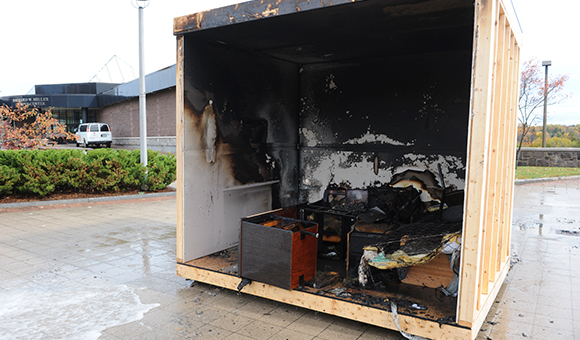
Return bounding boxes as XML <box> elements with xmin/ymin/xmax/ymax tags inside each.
<box><xmin>0</xmin><ymin>65</ymin><xmax>176</xmax><ymax>152</ymax></box>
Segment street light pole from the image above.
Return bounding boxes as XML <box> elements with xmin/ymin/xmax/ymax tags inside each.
<box><xmin>135</xmin><ymin>0</ymin><xmax>150</xmax><ymax>168</ymax></box>
<box><xmin>542</xmin><ymin>60</ymin><xmax>551</xmax><ymax>148</ymax></box>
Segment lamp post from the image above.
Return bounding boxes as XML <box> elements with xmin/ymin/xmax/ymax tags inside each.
<box><xmin>134</xmin><ymin>0</ymin><xmax>150</xmax><ymax>168</ymax></box>
<box><xmin>541</xmin><ymin>60</ymin><xmax>551</xmax><ymax>148</ymax></box>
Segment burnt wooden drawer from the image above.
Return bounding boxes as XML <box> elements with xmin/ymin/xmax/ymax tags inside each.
<box><xmin>240</xmin><ymin>214</ymin><xmax>318</xmax><ymax>290</ymax></box>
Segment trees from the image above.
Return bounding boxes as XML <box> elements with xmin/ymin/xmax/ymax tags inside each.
<box><xmin>0</xmin><ymin>103</ymin><xmax>75</xmax><ymax>150</ymax></box>
<box><xmin>517</xmin><ymin>57</ymin><xmax>569</xmax><ymax>160</ymax></box>
<box><xmin>518</xmin><ymin>124</ymin><xmax>580</xmax><ymax>148</ymax></box>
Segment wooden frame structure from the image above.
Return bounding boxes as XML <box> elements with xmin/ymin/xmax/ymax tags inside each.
<box><xmin>174</xmin><ymin>1</ymin><xmax>521</xmax><ymax>339</ymax></box>
<box><xmin>459</xmin><ymin>0</ymin><xmax>521</xmax><ymax>332</ymax></box>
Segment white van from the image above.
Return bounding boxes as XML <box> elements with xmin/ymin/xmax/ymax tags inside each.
<box><xmin>75</xmin><ymin>123</ymin><xmax>112</xmax><ymax>148</ymax></box>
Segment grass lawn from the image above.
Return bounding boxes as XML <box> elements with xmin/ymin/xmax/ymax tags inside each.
<box><xmin>515</xmin><ymin>166</ymin><xmax>580</xmax><ymax>179</ymax></box>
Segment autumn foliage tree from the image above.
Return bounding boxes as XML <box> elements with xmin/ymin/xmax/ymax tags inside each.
<box><xmin>517</xmin><ymin>57</ymin><xmax>569</xmax><ymax>160</ymax></box>
<box><xmin>0</xmin><ymin>103</ymin><xmax>75</xmax><ymax>150</ymax></box>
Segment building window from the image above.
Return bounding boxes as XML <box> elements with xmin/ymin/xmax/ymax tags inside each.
<box><xmin>51</xmin><ymin>109</ymin><xmax>97</xmax><ymax>133</ymax></box>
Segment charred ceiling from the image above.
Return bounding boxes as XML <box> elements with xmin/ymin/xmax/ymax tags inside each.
<box><xmin>175</xmin><ymin>0</ymin><xmax>474</xmax><ymax>64</ymax></box>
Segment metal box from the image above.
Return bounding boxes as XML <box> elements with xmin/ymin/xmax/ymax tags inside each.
<box><xmin>239</xmin><ymin>213</ymin><xmax>318</xmax><ymax>290</ymax></box>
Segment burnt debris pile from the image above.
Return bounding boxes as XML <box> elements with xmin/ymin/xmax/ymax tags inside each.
<box><xmin>301</xmin><ymin>170</ymin><xmax>464</xmax><ymax>293</ymax></box>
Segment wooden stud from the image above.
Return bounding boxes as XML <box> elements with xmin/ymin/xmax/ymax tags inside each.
<box><xmin>479</xmin><ymin>8</ymin><xmax>505</xmax><ymax>297</ymax></box>
<box><xmin>496</xmin><ymin>18</ymin><xmax>512</xmax><ymax>272</ymax></box>
<box><xmin>458</xmin><ymin>0</ymin><xmax>498</xmax><ymax>326</ymax></box>
<box><xmin>478</xmin><ymin>9</ymin><xmax>497</xmax><ymax>297</ymax></box>
<box><xmin>471</xmin><ymin>252</ymin><xmax>510</xmax><ymax>337</ymax></box>
<box><xmin>490</xmin><ymin>12</ymin><xmax>508</xmax><ymax>278</ymax></box>
<box><xmin>504</xmin><ymin>40</ymin><xmax>521</xmax><ymax>260</ymax></box>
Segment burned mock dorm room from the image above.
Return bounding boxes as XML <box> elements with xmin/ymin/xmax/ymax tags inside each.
<box><xmin>174</xmin><ymin>0</ymin><xmax>521</xmax><ymax>339</ymax></box>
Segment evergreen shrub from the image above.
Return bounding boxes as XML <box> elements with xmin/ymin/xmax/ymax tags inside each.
<box><xmin>0</xmin><ymin>149</ymin><xmax>176</xmax><ymax>197</ymax></box>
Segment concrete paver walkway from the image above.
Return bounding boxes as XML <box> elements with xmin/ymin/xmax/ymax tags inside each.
<box><xmin>0</xmin><ymin>179</ymin><xmax>578</xmax><ymax>339</ymax></box>
<box><xmin>0</xmin><ymin>196</ymin><xmax>401</xmax><ymax>339</ymax></box>
<box><xmin>476</xmin><ymin>178</ymin><xmax>580</xmax><ymax>340</ymax></box>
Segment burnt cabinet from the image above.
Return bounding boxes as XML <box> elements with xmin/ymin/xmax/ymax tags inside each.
<box><xmin>239</xmin><ymin>214</ymin><xmax>318</xmax><ymax>290</ymax></box>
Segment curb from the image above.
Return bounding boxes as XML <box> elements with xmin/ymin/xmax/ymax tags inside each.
<box><xmin>515</xmin><ymin>175</ymin><xmax>580</xmax><ymax>185</ymax></box>
<box><xmin>0</xmin><ymin>191</ymin><xmax>176</xmax><ymax>210</ymax></box>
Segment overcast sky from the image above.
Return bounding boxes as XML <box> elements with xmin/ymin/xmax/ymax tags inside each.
<box><xmin>511</xmin><ymin>0</ymin><xmax>580</xmax><ymax>125</ymax></box>
<box><xmin>0</xmin><ymin>0</ymin><xmax>246</xmax><ymax>93</ymax></box>
<box><xmin>1</xmin><ymin>0</ymin><xmax>578</xmax><ymax>125</ymax></box>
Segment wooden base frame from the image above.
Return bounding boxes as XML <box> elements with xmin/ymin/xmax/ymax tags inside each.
<box><xmin>177</xmin><ymin>262</ymin><xmax>473</xmax><ymax>340</ymax></box>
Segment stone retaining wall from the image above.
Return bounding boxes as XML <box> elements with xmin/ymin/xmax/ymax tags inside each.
<box><xmin>517</xmin><ymin>147</ymin><xmax>580</xmax><ymax>167</ymax></box>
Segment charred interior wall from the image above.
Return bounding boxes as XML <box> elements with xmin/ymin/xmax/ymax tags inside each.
<box><xmin>183</xmin><ymin>37</ymin><xmax>300</xmax><ymax>205</ymax></box>
<box><xmin>298</xmin><ymin>51</ymin><xmax>473</xmax><ymax>203</ymax></box>
<box><xmin>181</xmin><ymin>36</ymin><xmax>300</xmax><ymax>259</ymax></box>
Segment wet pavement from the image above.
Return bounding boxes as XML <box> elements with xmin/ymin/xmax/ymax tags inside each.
<box><xmin>476</xmin><ymin>178</ymin><xmax>580</xmax><ymax>340</ymax></box>
<box><xmin>0</xmin><ymin>179</ymin><xmax>578</xmax><ymax>339</ymax></box>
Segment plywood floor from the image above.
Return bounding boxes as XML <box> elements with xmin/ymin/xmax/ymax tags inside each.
<box><xmin>183</xmin><ymin>247</ymin><xmax>458</xmax><ymax>323</ymax></box>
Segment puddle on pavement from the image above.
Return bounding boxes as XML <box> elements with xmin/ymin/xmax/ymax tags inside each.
<box><xmin>0</xmin><ymin>281</ymin><xmax>159</xmax><ymax>340</ymax></box>
<box><xmin>515</xmin><ymin>213</ymin><xmax>580</xmax><ymax>236</ymax></box>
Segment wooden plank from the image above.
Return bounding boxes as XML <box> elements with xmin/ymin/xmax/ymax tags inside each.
<box><xmin>490</xmin><ymin>12</ymin><xmax>508</xmax><ymax>279</ymax></box>
<box><xmin>177</xmin><ymin>263</ymin><xmax>473</xmax><ymax>340</ymax></box>
<box><xmin>483</xmin><ymin>4</ymin><xmax>507</xmax><ymax>300</ymax></box>
<box><xmin>176</xmin><ymin>35</ymin><xmax>185</xmax><ymax>263</ymax></box>
<box><xmin>471</xmin><ymin>258</ymin><xmax>510</xmax><ymax>339</ymax></box>
<box><xmin>458</xmin><ymin>0</ymin><xmax>498</xmax><ymax>326</ymax></box>
<box><xmin>477</xmin><ymin>49</ymin><xmax>494</xmax><ymax>297</ymax></box>
<box><xmin>498</xmin><ymin>23</ymin><xmax>516</xmax><ymax>267</ymax></box>
<box><xmin>401</xmin><ymin>253</ymin><xmax>455</xmax><ymax>289</ymax></box>
<box><xmin>503</xmin><ymin>37</ymin><xmax>520</xmax><ymax>262</ymax></box>
<box><xmin>500</xmin><ymin>43</ymin><xmax>513</xmax><ymax>265</ymax></box>
<box><xmin>499</xmin><ymin>0</ymin><xmax>523</xmax><ymax>44</ymax></box>
<box><xmin>496</xmin><ymin>19</ymin><xmax>512</xmax><ymax>272</ymax></box>
<box><xmin>479</xmin><ymin>9</ymin><xmax>504</xmax><ymax>297</ymax></box>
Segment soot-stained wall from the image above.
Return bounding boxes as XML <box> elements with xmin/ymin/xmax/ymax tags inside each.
<box><xmin>298</xmin><ymin>52</ymin><xmax>473</xmax><ymax>202</ymax></box>
<box><xmin>183</xmin><ymin>36</ymin><xmax>301</xmax><ymax>207</ymax></box>
<box><xmin>181</xmin><ymin>37</ymin><xmax>302</xmax><ymax>259</ymax></box>
<box><xmin>182</xmin><ymin>42</ymin><xmax>473</xmax><ymax>208</ymax></box>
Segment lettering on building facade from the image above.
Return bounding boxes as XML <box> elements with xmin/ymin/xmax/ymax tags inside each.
<box><xmin>11</xmin><ymin>97</ymin><xmax>50</xmax><ymax>107</ymax></box>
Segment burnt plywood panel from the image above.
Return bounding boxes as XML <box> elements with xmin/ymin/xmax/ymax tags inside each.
<box><xmin>175</xmin><ymin>0</ymin><xmax>368</xmax><ymax>35</ymax></box>
<box><xmin>181</xmin><ymin>37</ymin><xmax>301</xmax><ymax>261</ymax></box>
<box><xmin>298</xmin><ymin>52</ymin><xmax>473</xmax><ymax>201</ymax></box>
<box><xmin>183</xmin><ymin>37</ymin><xmax>300</xmax><ymax>199</ymax></box>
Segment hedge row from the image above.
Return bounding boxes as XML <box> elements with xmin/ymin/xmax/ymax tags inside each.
<box><xmin>0</xmin><ymin>149</ymin><xmax>176</xmax><ymax>197</ymax></box>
